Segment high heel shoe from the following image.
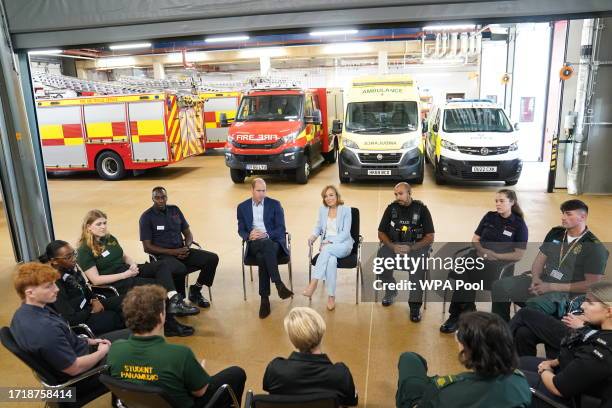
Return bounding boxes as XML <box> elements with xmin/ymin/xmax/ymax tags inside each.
<box><xmin>302</xmin><ymin>282</ymin><xmax>317</xmax><ymax>299</ymax></box>
<box><xmin>327</xmin><ymin>297</ymin><xmax>336</xmax><ymax>311</ymax></box>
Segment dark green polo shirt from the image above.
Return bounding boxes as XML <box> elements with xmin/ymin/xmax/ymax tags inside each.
<box><xmin>107</xmin><ymin>335</ymin><xmax>210</xmax><ymax>408</ymax></box>
<box><xmin>77</xmin><ymin>234</ymin><xmax>125</xmax><ymax>276</ymax></box>
<box><xmin>539</xmin><ymin>227</ymin><xmax>609</xmax><ymax>283</ymax></box>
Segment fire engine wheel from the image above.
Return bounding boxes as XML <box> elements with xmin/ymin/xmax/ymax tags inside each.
<box><xmin>230</xmin><ymin>168</ymin><xmax>246</xmax><ymax>184</ymax></box>
<box><xmin>295</xmin><ymin>157</ymin><xmax>310</xmax><ymax>184</ymax></box>
<box><xmin>96</xmin><ymin>151</ymin><xmax>126</xmax><ymax>181</ymax></box>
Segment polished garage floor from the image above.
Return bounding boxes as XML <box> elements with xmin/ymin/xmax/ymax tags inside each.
<box><xmin>0</xmin><ymin>154</ymin><xmax>611</xmax><ymax>408</ymax></box>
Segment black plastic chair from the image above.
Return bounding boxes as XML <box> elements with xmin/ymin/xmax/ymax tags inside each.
<box><xmin>148</xmin><ymin>241</ymin><xmax>213</xmax><ymax>301</ymax></box>
<box><xmin>308</xmin><ymin>207</ymin><xmax>363</xmax><ymax>304</ymax></box>
<box><xmin>244</xmin><ymin>391</ymin><xmax>340</xmax><ymax>408</ymax></box>
<box><xmin>0</xmin><ymin>326</ymin><xmax>109</xmax><ymax>408</ymax></box>
<box><xmin>100</xmin><ymin>374</ymin><xmax>240</xmax><ymax>408</ymax></box>
<box><xmin>242</xmin><ymin>232</ymin><xmax>293</xmax><ymax>301</ymax></box>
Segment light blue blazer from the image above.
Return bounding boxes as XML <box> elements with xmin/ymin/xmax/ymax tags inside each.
<box><xmin>312</xmin><ymin>205</ymin><xmax>354</xmax><ymax>246</ymax></box>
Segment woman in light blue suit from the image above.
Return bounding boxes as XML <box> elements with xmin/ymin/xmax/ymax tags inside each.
<box><xmin>303</xmin><ymin>185</ymin><xmax>354</xmax><ymax>310</ymax></box>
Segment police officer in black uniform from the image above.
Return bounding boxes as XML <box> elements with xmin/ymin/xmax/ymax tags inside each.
<box><xmin>440</xmin><ymin>189</ymin><xmax>528</xmax><ymax>333</ymax></box>
<box><xmin>492</xmin><ymin>199</ymin><xmax>609</xmax><ymax>322</ymax></box>
<box><xmin>520</xmin><ymin>281</ymin><xmax>612</xmax><ymax>407</ymax></box>
<box><xmin>377</xmin><ymin>182</ymin><xmax>434</xmax><ymax>322</ymax></box>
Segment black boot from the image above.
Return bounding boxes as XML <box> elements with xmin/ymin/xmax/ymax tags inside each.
<box><xmin>382</xmin><ymin>289</ymin><xmax>398</xmax><ymax>307</ymax></box>
<box><xmin>410</xmin><ymin>307</ymin><xmax>422</xmax><ymax>323</ymax></box>
<box><xmin>440</xmin><ymin>314</ymin><xmax>460</xmax><ymax>333</ymax></box>
<box><xmin>259</xmin><ymin>296</ymin><xmax>271</xmax><ymax>319</ymax></box>
<box><xmin>167</xmin><ymin>293</ymin><xmax>200</xmax><ymax>317</ymax></box>
<box><xmin>275</xmin><ymin>282</ymin><xmax>294</xmax><ymax>299</ymax></box>
<box><xmin>188</xmin><ymin>285</ymin><xmax>210</xmax><ymax>308</ymax></box>
<box><xmin>164</xmin><ymin>315</ymin><xmax>194</xmax><ymax>337</ymax></box>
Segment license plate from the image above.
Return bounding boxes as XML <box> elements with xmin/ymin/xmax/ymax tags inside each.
<box><xmin>367</xmin><ymin>169</ymin><xmax>392</xmax><ymax>176</ymax></box>
<box><xmin>471</xmin><ymin>166</ymin><xmax>497</xmax><ymax>172</ymax></box>
<box><xmin>246</xmin><ymin>164</ymin><xmax>267</xmax><ymax>170</ymax></box>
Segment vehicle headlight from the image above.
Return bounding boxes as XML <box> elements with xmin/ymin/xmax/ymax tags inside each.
<box><xmin>342</xmin><ymin>138</ymin><xmax>359</xmax><ymax>149</ymax></box>
<box><xmin>440</xmin><ymin>139</ymin><xmax>458</xmax><ymax>151</ymax></box>
<box><xmin>282</xmin><ymin>131</ymin><xmax>299</xmax><ymax>144</ymax></box>
<box><xmin>509</xmin><ymin>141</ymin><xmax>518</xmax><ymax>151</ymax></box>
<box><xmin>401</xmin><ymin>138</ymin><xmax>419</xmax><ymax>150</ymax></box>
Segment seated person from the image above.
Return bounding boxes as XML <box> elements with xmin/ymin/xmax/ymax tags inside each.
<box><xmin>107</xmin><ymin>285</ymin><xmax>246</xmax><ymax>408</ymax></box>
<box><xmin>263</xmin><ymin>307</ymin><xmax>357</xmax><ymax>406</ymax></box>
<box><xmin>303</xmin><ymin>185</ymin><xmax>353</xmax><ymax>311</ymax></box>
<box><xmin>441</xmin><ymin>189</ymin><xmax>528</xmax><ymax>333</ymax></box>
<box><xmin>237</xmin><ymin>178</ymin><xmax>293</xmax><ymax>319</ymax></box>
<box><xmin>140</xmin><ymin>186</ymin><xmax>218</xmax><ymax>308</ymax></box>
<box><xmin>510</xmin><ymin>303</ymin><xmax>586</xmax><ymax>359</ymax></box>
<box><xmin>492</xmin><ymin>199</ymin><xmax>608</xmax><ymax>322</ymax></box>
<box><xmin>10</xmin><ymin>263</ymin><xmax>128</xmax><ymax>400</ymax></box>
<box><xmin>396</xmin><ymin>311</ymin><xmax>531</xmax><ymax>408</ymax></box>
<box><xmin>40</xmin><ymin>239</ymin><xmax>125</xmax><ymax>336</ymax></box>
<box><xmin>520</xmin><ymin>282</ymin><xmax>612</xmax><ymax>408</ymax></box>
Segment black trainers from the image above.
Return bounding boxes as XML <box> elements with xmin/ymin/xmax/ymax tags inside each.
<box><xmin>164</xmin><ymin>316</ymin><xmax>194</xmax><ymax>337</ymax></box>
<box><xmin>275</xmin><ymin>282</ymin><xmax>294</xmax><ymax>299</ymax></box>
<box><xmin>382</xmin><ymin>289</ymin><xmax>398</xmax><ymax>307</ymax></box>
<box><xmin>440</xmin><ymin>315</ymin><xmax>459</xmax><ymax>333</ymax></box>
<box><xmin>188</xmin><ymin>285</ymin><xmax>211</xmax><ymax>308</ymax></box>
<box><xmin>167</xmin><ymin>294</ymin><xmax>200</xmax><ymax>317</ymax></box>
<box><xmin>259</xmin><ymin>297</ymin><xmax>271</xmax><ymax>319</ymax></box>
<box><xmin>410</xmin><ymin>308</ymin><xmax>422</xmax><ymax>323</ymax></box>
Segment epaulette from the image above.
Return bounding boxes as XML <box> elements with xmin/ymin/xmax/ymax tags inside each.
<box><xmin>434</xmin><ymin>375</ymin><xmax>457</xmax><ymax>389</ymax></box>
<box><xmin>513</xmin><ymin>369</ymin><xmax>525</xmax><ymax>377</ymax></box>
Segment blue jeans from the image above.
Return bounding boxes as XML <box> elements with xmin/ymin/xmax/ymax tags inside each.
<box><xmin>313</xmin><ymin>241</ymin><xmax>352</xmax><ymax>296</ymax></box>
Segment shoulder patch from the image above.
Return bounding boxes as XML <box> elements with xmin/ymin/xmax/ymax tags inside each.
<box><xmin>593</xmin><ymin>348</ymin><xmax>605</xmax><ymax>360</ymax></box>
<box><xmin>513</xmin><ymin>369</ymin><xmax>525</xmax><ymax>377</ymax></box>
<box><xmin>434</xmin><ymin>375</ymin><xmax>456</xmax><ymax>389</ymax></box>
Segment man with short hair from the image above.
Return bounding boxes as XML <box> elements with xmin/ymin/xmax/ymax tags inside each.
<box><xmin>140</xmin><ymin>186</ymin><xmax>218</xmax><ymax>309</ymax></box>
<box><xmin>10</xmin><ymin>262</ymin><xmax>128</xmax><ymax>404</ymax></box>
<box><xmin>492</xmin><ymin>199</ymin><xmax>609</xmax><ymax>321</ymax></box>
<box><xmin>107</xmin><ymin>285</ymin><xmax>246</xmax><ymax>408</ymax></box>
<box><xmin>237</xmin><ymin>178</ymin><xmax>294</xmax><ymax>318</ymax></box>
<box><xmin>376</xmin><ymin>182</ymin><xmax>435</xmax><ymax>322</ymax></box>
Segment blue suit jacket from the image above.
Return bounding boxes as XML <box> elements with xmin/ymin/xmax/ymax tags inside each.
<box><xmin>312</xmin><ymin>205</ymin><xmax>354</xmax><ymax>246</ymax></box>
<box><xmin>237</xmin><ymin>197</ymin><xmax>288</xmax><ymax>255</ymax></box>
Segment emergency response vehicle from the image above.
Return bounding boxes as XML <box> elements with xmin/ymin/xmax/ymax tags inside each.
<box><xmin>224</xmin><ymin>87</ymin><xmax>343</xmax><ymax>184</ymax></box>
<box><xmin>199</xmin><ymin>91</ymin><xmax>240</xmax><ymax>148</ymax></box>
<box><xmin>425</xmin><ymin>99</ymin><xmax>522</xmax><ymax>185</ymax></box>
<box><xmin>36</xmin><ymin>93</ymin><xmax>205</xmax><ymax>180</ymax></box>
<box><xmin>338</xmin><ymin>74</ymin><xmax>424</xmax><ymax>184</ymax></box>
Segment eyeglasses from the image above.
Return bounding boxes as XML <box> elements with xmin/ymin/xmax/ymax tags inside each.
<box><xmin>54</xmin><ymin>251</ymin><xmax>77</xmax><ymax>261</ymax></box>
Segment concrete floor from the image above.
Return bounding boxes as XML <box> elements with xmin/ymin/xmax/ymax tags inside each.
<box><xmin>0</xmin><ymin>154</ymin><xmax>611</xmax><ymax>408</ymax></box>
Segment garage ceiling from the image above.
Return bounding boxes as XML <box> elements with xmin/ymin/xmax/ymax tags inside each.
<box><xmin>6</xmin><ymin>0</ymin><xmax>612</xmax><ymax>49</ymax></box>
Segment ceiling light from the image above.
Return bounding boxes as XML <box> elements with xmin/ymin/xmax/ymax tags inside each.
<box><xmin>109</xmin><ymin>42</ymin><xmax>152</xmax><ymax>50</ymax></box>
<box><xmin>28</xmin><ymin>49</ymin><xmax>62</xmax><ymax>55</ymax></box>
<box><xmin>96</xmin><ymin>56</ymin><xmax>136</xmax><ymax>68</ymax></box>
<box><xmin>205</xmin><ymin>35</ymin><xmax>250</xmax><ymax>43</ymax></box>
<box><xmin>309</xmin><ymin>29</ymin><xmax>359</xmax><ymax>37</ymax></box>
<box><xmin>322</xmin><ymin>42</ymin><xmax>372</xmax><ymax>55</ymax></box>
<box><xmin>422</xmin><ymin>25</ymin><xmax>476</xmax><ymax>32</ymax></box>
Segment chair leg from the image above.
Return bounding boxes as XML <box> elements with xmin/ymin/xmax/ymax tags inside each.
<box><xmin>288</xmin><ymin>260</ymin><xmax>294</xmax><ymax>292</ymax></box>
<box><xmin>249</xmin><ymin>266</ymin><xmax>253</xmax><ymax>282</ymax></box>
<box><xmin>355</xmin><ymin>266</ymin><xmax>359</xmax><ymax>305</ymax></box>
<box><xmin>242</xmin><ymin>262</ymin><xmax>247</xmax><ymax>301</ymax></box>
<box><xmin>442</xmin><ymin>288</ymin><xmax>448</xmax><ymax>316</ymax></box>
<box><xmin>423</xmin><ymin>269</ymin><xmax>429</xmax><ymax>311</ymax></box>
<box><xmin>208</xmin><ymin>286</ymin><xmax>212</xmax><ymax>302</ymax></box>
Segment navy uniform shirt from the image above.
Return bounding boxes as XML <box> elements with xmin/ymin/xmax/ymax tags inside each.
<box><xmin>139</xmin><ymin>205</ymin><xmax>189</xmax><ymax>249</ymax></box>
<box><xmin>539</xmin><ymin>227</ymin><xmax>608</xmax><ymax>283</ymax></box>
<box><xmin>378</xmin><ymin>201</ymin><xmax>435</xmax><ymax>243</ymax></box>
<box><xmin>474</xmin><ymin>211</ymin><xmax>528</xmax><ymax>253</ymax></box>
<box><xmin>10</xmin><ymin>304</ymin><xmax>89</xmax><ymax>373</ymax></box>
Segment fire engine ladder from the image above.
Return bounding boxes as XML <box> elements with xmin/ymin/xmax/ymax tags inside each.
<box><xmin>31</xmin><ymin>72</ymin><xmax>157</xmax><ymax>95</ymax></box>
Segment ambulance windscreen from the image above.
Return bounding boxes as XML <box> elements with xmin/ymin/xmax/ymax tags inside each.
<box><xmin>345</xmin><ymin>101</ymin><xmax>418</xmax><ymax>134</ymax></box>
<box><xmin>443</xmin><ymin>108</ymin><xmax>513</xmax><ymax>133</ymax></box>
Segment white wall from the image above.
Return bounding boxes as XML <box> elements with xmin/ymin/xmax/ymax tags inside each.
<box><xmin>479</xmin><ymin>40</ymin><xmax>507</xmax><ymax>105</ymax></box>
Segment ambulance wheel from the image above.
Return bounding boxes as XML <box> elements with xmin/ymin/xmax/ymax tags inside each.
<box><xmin>338</xmin><ymin>160</ymin><xmax>350</xmax><ymax>184</ymax></box>
<box><xmin>230</xmin><ymin>168</ymin><xmax>246</xmax><ymax>183</ymax></box>
<box><xmin>434</xmin><ymin>161</ymin><xmax>446</xmax><ymax>185</ymax></box>
<box><xmin>323</xmin><ymin>138</ymin><xmax>338</xmax><ymax>164</ymax></box>
<box><xmin>295</xmin><ymin>157</ymin><xmax>310</xmax><ymax>184</ymax></box>
<box><xmin>412</xmin><ymin>157</ymin><xmax>425</xmax><ymax>184</ymax></box>
<box><xmin>96</xmin><ymin>151</ymin><xmax>126</xmax><ymax>181</ymax></box>
<box><xmin>505</xmin><ymin>179</ymin><xmax>518</xmax><ymax>186</ymax></box>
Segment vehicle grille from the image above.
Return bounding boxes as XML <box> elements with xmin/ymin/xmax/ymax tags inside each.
<box><xmin>358</xmin><ymin>152</ymin><xmax>402</xmax><ymax>164</ymax></box>
<box><xmin>457</xmin><ymin>146</ymin><xmax>510</xmax><ymax>155</ymax></box>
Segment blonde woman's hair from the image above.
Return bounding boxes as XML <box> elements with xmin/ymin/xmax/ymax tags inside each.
<box><xmin>79</xmin><ymin>209</ymin><xmax>108</xmax><ymax>257</ymax></box>
<box><xmin>590</xmin><ymin>281</ymin><xmax>612</xmax><ymax>307</ymax></box>
<box><xmin>284</xmin><ymin>307</ymin><xmax>326</xmax><ymax>353</ymax></box>
<box><xmin>321</xmin><ymin>185</ymin><xmax>344</xmax><ymax>207</ymax></box>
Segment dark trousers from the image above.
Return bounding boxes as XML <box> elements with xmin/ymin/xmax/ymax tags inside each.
<box><xmin>510</xmin><ymin>308</ymin><xmax>568</xmax><ymax>359</ymax></box>
<box><xmin>247</xmin><ymin>239</ymin><xmax>282</xmax><ymax>297</ymax></box>
<box><xmin>87</xmin><ymin>295</ymin><xmax>125</xmax><ymax>335</ymax></box>
<box><xmin>158</xmin><ymin>249</ymin><xmax>219</xmax><ymax>296</ymax></box>
<box><xmin>448</xmin><ymin>259</ymin><xmax>512</xmax><ymax>316</ymax></box>
<box><xmin>377</xmin><ymin>245</ymin><xmax>426</xmax><ymax>309</ymax></box>
<box><xmin>491</xmin><ymin>274</ymin><xmax>532</xmax><ymax>321</ymax></box>
<box><xmin>111</xmin><ymin>260</ymin><xmax>183</xmax><ymax>295</ymax></box>
<box><xmin>194</xmin><ymin>366</ymin><xmax>247</xmax><ymax>408</ymax></box>
<box><xmin>519</xmin><ymin>356</ymin><xmax>572</xmax><ymax>408</ymax></box>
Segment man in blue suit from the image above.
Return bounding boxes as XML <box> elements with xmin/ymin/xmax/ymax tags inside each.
<box><xmin>237</xmin><ymin>178</ymin><xmax>294</xmax><ymax>318</ymax></box>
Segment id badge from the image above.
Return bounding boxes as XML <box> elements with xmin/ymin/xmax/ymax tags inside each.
<box><xmin>550</xmin><ymin>269</ymin><xmax>564</xmax><ymax>280</ymax></box>
<box><xmin>503</xmin><ymin>229</ymin><xmax>513</xmax><ymax>237</ymax></box>
<box><xmin>79</xmin><ymin>298</ymin><xmax>87</xmax><ymax>310</ymax></box>
<box><xmin>101</xmin><ymin>250</ymin><xmax>110</xmax><ymax>258</ymax></box>
<box><xmin>156</xmin><ymin>225</ymin><xmax>165</xmax><ymax>231</ymax></box>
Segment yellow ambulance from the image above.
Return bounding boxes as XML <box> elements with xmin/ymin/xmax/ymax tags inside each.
<box><xmin>338</xmin><ymin>74</ymin><xmax>424</xmax><ymax>183</ymax></box>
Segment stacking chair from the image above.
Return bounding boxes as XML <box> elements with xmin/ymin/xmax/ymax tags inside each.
<box><xmin>308</xmin><ymin>207</ymin><xmax>363</xmax><ymax>304</ymax></box>
<box><xmin>241</xmin><ymin>232</ymin><xmax>293</xmax><ymax>301</ymax></box>
<box><xmin>244</xmin><ymin>391</ymin><xmax>340</xmax><ymax>408</ymax></box>
<box><xmin>1</xmin><ymin>327</ymin><xmax>109</xmax><ymax>408</ymax></box>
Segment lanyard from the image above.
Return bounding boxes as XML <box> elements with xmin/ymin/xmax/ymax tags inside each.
<box><xmin>559</xmin><ymin>228</ymin><xmax>587</xmax><ymax>268</ymax></box>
